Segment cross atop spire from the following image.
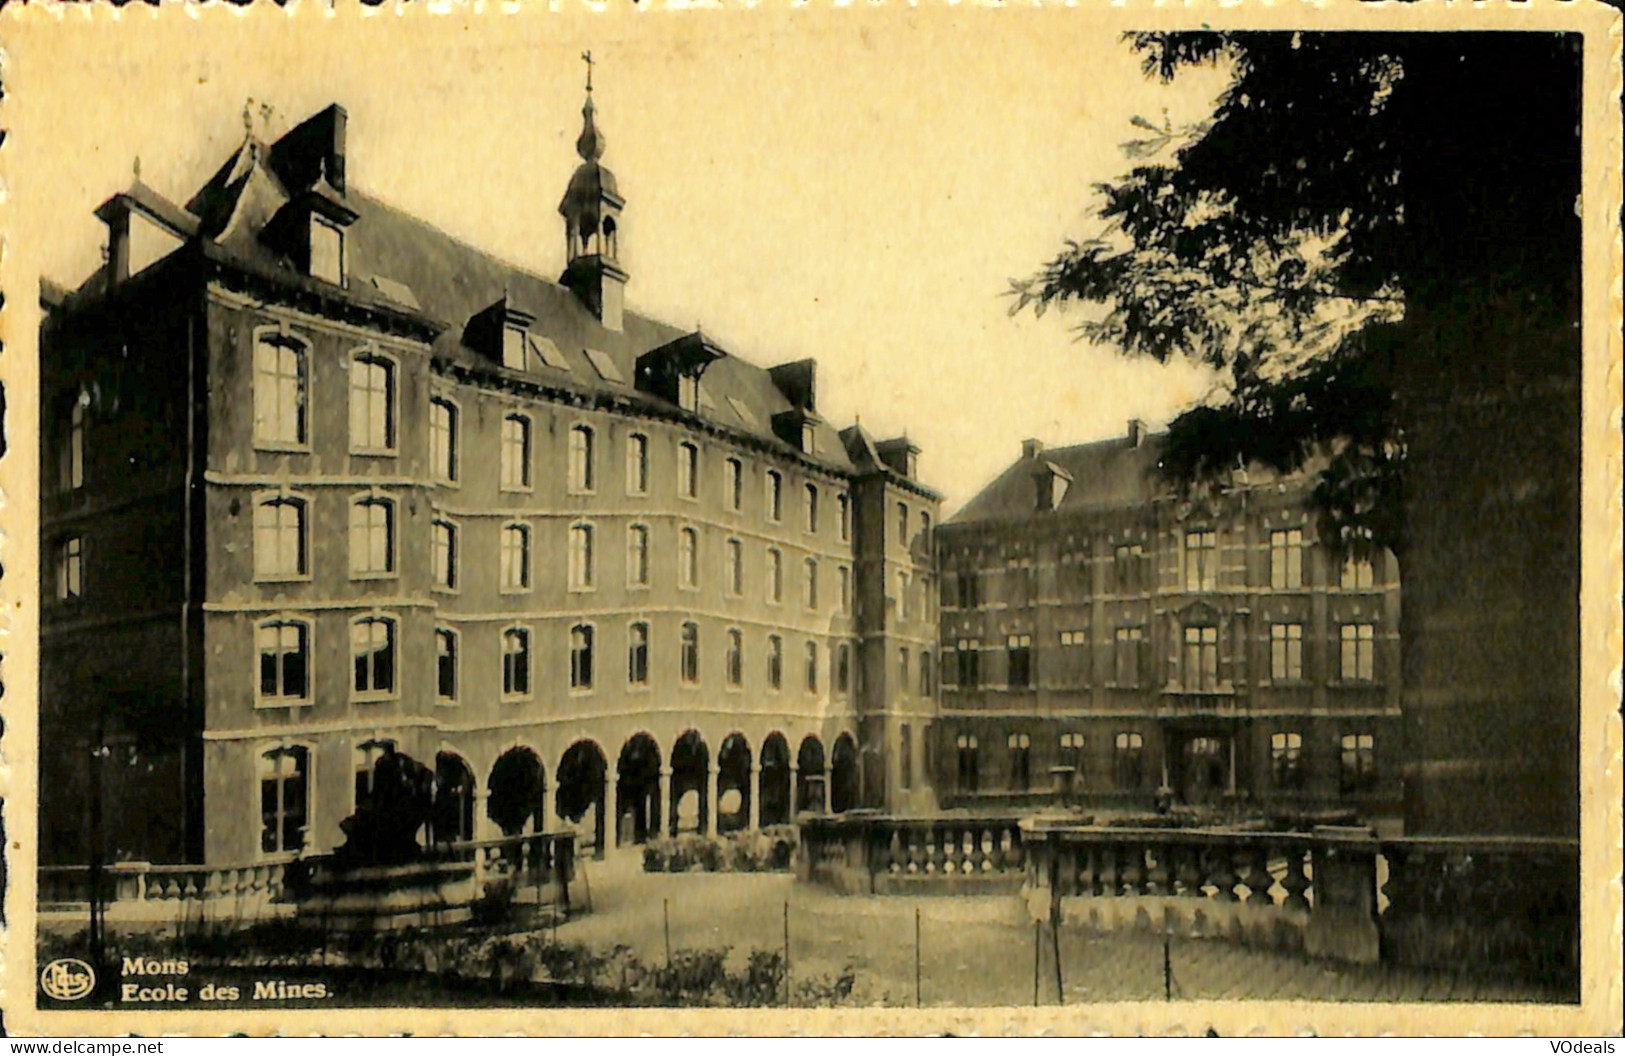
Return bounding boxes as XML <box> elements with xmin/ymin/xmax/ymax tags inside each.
<box><xmin>582</xmin><ymin>49</ymin><xmax>595</xmax><ymax>93</ymax></box>
<box><xmin>575</xmin><ymin>53</ymin><xmax>605</xmax><ymax>162</ymax></box>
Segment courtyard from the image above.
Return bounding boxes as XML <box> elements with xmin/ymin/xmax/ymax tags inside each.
<box><xmin>555</xmin><ymin>857</ymin><xmax>1570</xmax><ymax>1006</ymax></box>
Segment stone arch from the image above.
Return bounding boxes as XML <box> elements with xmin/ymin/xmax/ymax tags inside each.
<box><xmin>432</xmin><ymin>750</ymin><xmax>476</xmax><ymax>844</ymax></box>
<box><xmin>831</xmin><ymin>733</ymin><xmax>859</xmax><ymax>814</ymax></box>
<box><xmin>758</xmin><ymin>732</ymin><xmax>793</xmax><ymax>827</ymax></box>
<box><xmin>556</xmin><ymin>740</ymin><xmax>608</xmax><ymax>857</ymax></box>
<box><xmin>796</xmin><ymin>735</ymin><xmax>827</xmax><ymax>814</ymax></box>
<box><xmin>670</xmin><ymin>729</ymin><xmax>710</xmax><ymax>836</ymax></box>
<box><xmin>488</xmin><ymin>745</ymin><xmax>546</xmax><ymax>837</ymax></box>
<box><xmin>614</xmin><ymin>733</ymin><xmax>662</xmax><ymax>847</ymax></box>
<box><xmin>716</xmin><ymin>733</ymin><xmax>752</xmax><ymax>835</ymax></box>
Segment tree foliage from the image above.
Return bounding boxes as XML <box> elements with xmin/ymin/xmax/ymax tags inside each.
<box><xmin>1015</xmin><ymin>31</ymin><xmax>1581</xmax><ymax>557</ymax></box>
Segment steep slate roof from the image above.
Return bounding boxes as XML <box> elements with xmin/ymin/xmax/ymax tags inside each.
<box><xmin>62</xmin><ymin>124</ymin><xmax>862</xmax><ymax>475</ymax></box>
<box><xmin>950</xmin><ymin>430</ymin><xmax>1325</xmax><ymax>526</ymax></box>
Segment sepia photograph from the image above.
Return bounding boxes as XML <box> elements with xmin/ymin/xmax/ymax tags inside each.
<box><xmin>0</xmin><ymin>1</ymin><xmax>1618</xmax><ymax>1037</ymax></box>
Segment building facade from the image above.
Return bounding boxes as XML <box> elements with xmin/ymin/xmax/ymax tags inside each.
<box><xmin>933</xmin><ymin>427</ymin><xmax>1402</xmax><ymax>823</ymax></box>
<box><xmin>40</xmin><ymin>96</ymin><xmax>939</xmax><ymax>868</ymax></box>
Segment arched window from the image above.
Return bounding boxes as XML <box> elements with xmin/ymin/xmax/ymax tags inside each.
<box><xmin>680</xmin><ymin>622</ymin><xmax>699</xmax><ymax>684</ymax></box>
<box><xmin>254</xmin><ymin>332</ymin><xmax>308</xmax><ymax>446</ymax></box>
<box><xmin>429</xmin><ymin>398</ymin><xmax>458</xmax><ymax>483</ymax></box>
<box><xmin>836</xmin><ymin>643</ymin><xmax>851</xmax><ymax>695</ymax></box>
<box><xmin>352</xmin><ymin>616</ymin><xmax>396</xmax><ymax>696</ymax></box>
<box><xmin>804</xmin><ymin>641</ymin><xmax>819</xmax><ymax>693</ymax></box>
<box><xmin>803</xmin><ymin>558</ymin><xmax>819</xmax><ymax>610</ymax></box>
<box><xmin>805</xmin><ymin>483</ymin><xmax>819</xmax><ymax>534</ymax></box>
<box><xmin>726</xmin><ymin>628</ymin><xmax>744</xmax><ymax>687</ymax></box>
<box><xmin>502</xmin><ymin>626</ymin><xmax>531</xmax><ymax>697</ymax></box>
<box><xmin>765</xmin><ymin>470</ymin><xmax>783</xmax><ymax>522</ymax></box>
<box><xmin>919</xmin><ymin>651</ymin><xmax>933</xmax><ymax>697</ymax></box>
<box><xmin>257</xmin><ymin>618</ymin><xmax>310</xmax><ymax>704</ymax></box>
<box><xmin>678</xmin><ymin>442</ymin><xmax>699</xmax><ymax>499</ymax></box>
<box><xmin>432</xmin><ymin>519</ymin><xmax>457</xmax><ymax>589</ymax></box>
<box><xmin>254</xmin><ymin>496</ymin><xmax>308</xmax><ymax>579</ymax></box>
<box><xmin>59</xmin><ymin>394</ymin><xmax>86</xmax><ymax>492</ymax></box>
<box><xmin>767</xmin><ymin>548</ymin><xmax>783</xmax><ymax>603</ymax></box>
<box><xmin>349</xmin><ymin>496</ymin><xmax>395</xmax><ymax>576</ymax></box>
<box><xmin>259</xmin><ymin>746</ymin><xmax>309</xmax><ymax>855</ymax></box>
<box><xmin>571</xmin><ymin>624</ymin><xmax>595</xmax><ymax>689</ymax></box>
<box><xmin>569</xmin><ymin>424</ymin><xmax>595</xmax><ymax>492</ymax></box>
<box><xmin>627</xmin><ymin>524</ymin><xmax>650</xmax><ymax>587</ymax></box>
<box><xmin>569</xmin><ymin>523</ymin><xmax>595</xmax><ymax>590</ymax></box>
<box><xmin>767</xmin><ymin>635</ymin><xmax>784</xmax><ymax>690</ymax></box>
<box><xmin>501</xmin><ymin>523</ymin><xmax>531</xmax><ymax>591</ymax></box>
<box><xmin>350</xmin><ymin>352</ymin><xmax>396</xmax><ymax>452</ymax></box>
<box><xmin>626</xmin><ymin>433</ymin><xmax>649</xmax><ymax>495</ymax></box>
<box><xmin>725</xmin><ymin>458</ymin><xmax>744</xmax><ymax>511</ymax></box>
<box><xmin>501</xmin><ymin>414</ymin><xmax>533</xmax><ymax>490</ymax></box>
<box><xmin>435</xmin><ymin>628</ymin><xmax>458</xmax><ymax>702</ymax></box>
<box><xmin>679</xmin><ymin>527</ymin><xmax>699</xmax><ymax>589</ymax></box>
<box><xmin>726</xmin><ymin>538</ymin><xmax>744</xmax><ymax>595</ymax></box>
<box><xmin>837</xmin><ymin>492</ymin><xmax>850</xmax><ymax>542</ymax></box>
<box><xmin>628</xmin><ymin>621</ymin><xmax>650</xmax><ymax>685</ymax></box>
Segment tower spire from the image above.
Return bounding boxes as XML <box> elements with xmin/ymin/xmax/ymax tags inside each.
<box><xmin>576</xmin><ymin>52</ymin><xmax>605</xmax><ymax>163</ymax></box>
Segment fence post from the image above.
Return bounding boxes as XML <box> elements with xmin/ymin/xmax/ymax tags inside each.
<box><xmin>664</xmin><ymin>897</ymin><xmax>672</xmax><ymax>968</ymax></box>
<box><xmin>1032</xmin><ymin>919</ymin><xmax>1041</xmax><ymax>1006</ymax></box>
<box><xmin>783</xmin><ymin>899</ymin><xmax>792</xmax><ymax>1006</ymax></box>
<box><xmin>914</xmin><ymin>905</ymin><xmax>922</xmax><ymax>1008</ymax></box>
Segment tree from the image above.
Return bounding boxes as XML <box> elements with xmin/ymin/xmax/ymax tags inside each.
<box><xmin>1013</xmin><ymin>31</ymin><xmax>1581</xmax><ymax>558</ymax></box>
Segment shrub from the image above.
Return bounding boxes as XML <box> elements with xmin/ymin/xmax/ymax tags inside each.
<box><xmin>639</xmin><ymin>826</ymin><xmax>800</xmax><ymax>873</ymax></box>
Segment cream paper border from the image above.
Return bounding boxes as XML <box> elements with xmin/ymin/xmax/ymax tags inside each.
<box><xmin>0</xmin><ymin>0</ymin><xmax>1619</xmax><ymax>1036</ymax></box>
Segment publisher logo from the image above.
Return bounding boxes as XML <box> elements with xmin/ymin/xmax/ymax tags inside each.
<box><xmin>40</xmin><ymin>958</ymin><xmax>96</xmax><ymax>1001</ymax></box>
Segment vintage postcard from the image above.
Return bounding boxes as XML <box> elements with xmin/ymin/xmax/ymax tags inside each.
<box><xmin>0</xmin><ymin>0</ymin><xmax>1619</xmax><ymax>1037</ymax></box>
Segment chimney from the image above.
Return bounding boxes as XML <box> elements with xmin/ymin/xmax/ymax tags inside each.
<box><xmin>1127</xmin><ymin>419</ymin><xmax>1146</xmax><ymax>447</ymax></box>
<box><xmin>1021</xmin><ymin>438</ymin><xmax>1044</xmax><ymax>460</ymax></box>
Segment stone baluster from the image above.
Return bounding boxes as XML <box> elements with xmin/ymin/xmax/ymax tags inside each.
<box><xmin>907</xmin><ymin>826</ymin><xmax>925</xmax><ymax>874</ymax></box>
<box><xmin>1078</xmin><ymin>846</ymin><xmax>1098</xmax><ymax>897</ymax></box>
<box><xmin>1117</xmin><ymin>842</ymin><xmax>1141</xmax><ymax>895</ymax></box>
<box><xmin>1099</xmin><ymin>845</ymin><xmax>1119</xmax><ymax>898</ymax></box>
<box><xmin>925</xmin><ymin>824</ymin><xmax>944</xmax><ymax>875</ymax></box>
<box><xmin>1176</xmin><ymin>847</ymin><xmax>1203</xmax><ymax>897</ymax></box>
<box><xmin>1207</xmin><ymin>846</ymin><xmax>1240</xmax><ymax>902</ymax></box>
<box><xmin>1241</xmin><ymin>846</ymin><xmax>1274</xmax><ymax>906</ymax></box>
<box><xmin>1147</xmin><ymin>843</ymin><xmax>1171</xmax><ymax>896</ymax></box>
<box><xmin>1279</xmin><ymin>847</ymin><xmax>1311</xmax><ymax>912</ymax></box>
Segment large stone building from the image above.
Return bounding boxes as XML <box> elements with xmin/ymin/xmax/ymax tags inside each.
<box><xmin>39</xmin><ymin>94</ymin><xmax>940</xmax><ymax>868</ymax></box>
<box><xmin>933</xmin><ymin>425</ymin><xmax>1403</xmax><ymax>823</ymax></box>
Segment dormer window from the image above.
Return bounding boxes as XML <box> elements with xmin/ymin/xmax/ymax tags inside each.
<box><xmin>310</xmin><ymin>216</ymin><xmax>345</xmax><ymax>285</ymax></box>
<box><xmin>801</xmin><ymin>422</ymin><xmax>817</xmax><ymax>453</ymax></box>
<box><xmin>502</xmin><ymin>325</ymin><xmax>527</xmax><ymax>371</ymax></box>
<box><xmin>678</xmin><ymin>373</ymin><xmax>700</xmax><ymax>413</ymax></box>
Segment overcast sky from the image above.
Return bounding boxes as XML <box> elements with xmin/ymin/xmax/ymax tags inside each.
<box><xmin>12</xmin><ymin>8</ymin><xmax>1230</xmax><ymax>512</ymax></box>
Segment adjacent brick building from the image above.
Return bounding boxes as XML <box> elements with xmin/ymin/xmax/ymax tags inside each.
<box><xmin>39</xmin><ymin>95</ymin><xmax>940</xmax><ymax>868</ymax></box>
<box><xmin>933</xmin><ymin>426</ymin><xmax>1402</xmax><ymax>822</ymax></box>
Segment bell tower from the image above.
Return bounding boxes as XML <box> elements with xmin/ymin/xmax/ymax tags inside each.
<box><xmin>559</xmin><ymin>51</ymin><xmax>628</xmax><ymax>332</ymax></box>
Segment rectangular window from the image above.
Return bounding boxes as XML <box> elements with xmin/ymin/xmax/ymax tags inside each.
<box><xmin>501</xmin><ymin>524</ymin><xmax>530</xmax><ymax>591</ymax></box>
<box><xmin>1271</xmin><ymin>529</ymin><xmax>1304</xmax><ymax>589</ymax></box>
<box><xmin>726</xmin><ymin>458</ymin><xmax>743</xmax><ymax>511</ymax></box>
<box><xmin>956</xmin><ymin>638</ymin><xmax>981</xmax><ymax>689</ymax></box>
<box><xmin>352</xmin><ymin>617</ymin><xmax>396</xmax><ymax>696</ymax></box>
<box><xmin>957</xmin><ymin>571</ymin><xmax>981</xmax><ymax>609</ymax></box>
<box><xmin>1184</xmin><ymin>530</ymin><xmax>1218</xmax><ymax>592</ymax></box>
<box><xmin>1270</xmin><ymin>623</ymin><xmax>1304</xmax><ymax>681</ymax></box>
<box><xmin>805</xmin><ymin>484</ymin><xmax>820</xmax><ymax>533</ymax></box>
<box><xmin>436</xmin><ymin>629</ymin><xmax>457</xmax><ymax>702</ymax></box>
<box><xmin>571</xmin><ymin>624</ymin><xmax>595</xmax><ymax>690</ymax></box>
<box><xmin>259</xmin><ymin>747</ymin><xmax>309</xmax><ymax>855</ymax></box>
<box><xmin>726</xmin><ymin>629</ymin><xmax>744</xmax><ymax>688</ymax></box>
<box><xmin>680</xmin><ymin>528</ymin><xmax>699</xmax><ymax>589</ymax></box>
<box><xmin>766</xmin><ymin>471</ymin><xmax>783</xmax><ymax>522</ymax></box>
<box><xmin>804</xmin><ymin>641</ymin><xmax>819</xmax><ymax>693</ymax></box>
<box><xmin>60</xmin><ymin>398</ymin><xmax>86</xmax><ymax>492</ymax></box>
<box><xmin>1339</xmin><ymin>733</ymin><xmax>1377</xmax><ymax>793</ymax></box>
<box><xmin>502</xmin><ymin>325</ymin><xmax>527</xmax><ymax>370</ymax></box>
<box><xmin>430</xmin><ymin>399</ymin><xmax>458</xmax><ymax>483</ymax></box>
<box><xmin>838</xmin><ymin>566</ymin><xmax>851</xmax><ymax>613</ymax></box>
<box><xmin>254</xmin><ymin>335</ymin><xmax>307</xmax><ymax>446</ymax></box>
<box><xmin>501</xmin><ymin>415</ymin><xmax>532</xmax><ymax>490</ymax></box>
<box><xmin>1114</xmin><ymin>626</ymin><xmax>1143</xmax><ymax>687</ymax></box>
<box><xmin>1271</xmin><ymin>731</ymin><xmax>1304</xmax><ymax>789</ymax></box>
<box><xmin>1340</xmin><ymin>624</ymin><xmax>1376</xmax><ymax>681</ymax></box>
<box><xmin>804</xmin><ymin>559</ymin><xmax>819</xmax><ymax>610</ymax></box>
<box><xmin>1183</xmin><ymin>625</ymin><xmax>1219</xmax><ymax>691</ymax></box>
<box><xmin>838</xmin><ymin>493</ymin><xmax>851</xmax><ymax>542</ymax></box>
<box><xmin>679</xmin><ymin>443</ymin><xmax>699</xmax><ymax>500</ymax></box>
<box><xmin>767</xmin><ymin>548</ymin><xmax>783</xmax><ymax>603</ymax></box>
<box><xmin>956</xmin><ymin>734</ymin><xmax>980</xmax><ymax>793</ymax></box>
<box><xmin>349</xmin><ymin>355</ymin><xmax>395</xmax><ymax>452</ymax></box>
<box><xmin>503</xmin><ymin>627</ymin><xmax>531</xmax><ymax>696</ymax></box>
<box><xmin>1114</xmin><ymin>732</ymin><xmax>1144</xmax><ymax>789</ymax></box>
<box><xmin>899</xmin><ymin>724</ymin><xmax>912</xmax><ymax>791</ymax></box>
<box><xmin>1007</xmin><ymin>634</ymin><xmax>1032</xmax><ymax>688</ymax></box>
<box><xmin>896</xmin><ymin>570</ymin><xmax>910</xmax><ymax>620</ymax></box>
<box><xmin>628</xmin><ymin>622</ymin><xmax>650</xmax><ymax>685</ymax></box>
<box><xmin>257</xmin><ymin>620</ymin><xmax>309</xmax><ymax>703</ymax></box>
<box><xmin>310</xmin><ymin>218</ymin><xmax>345</xmax><ymax>284</ymax></box>
<box><xmin>432</xmin><ymin>520</ymin><xmax>457</xmax><ymax>590</ymax></box>
<box><xmin>569</xmin><ymin>425</ymin><xmax>594</xmax><ymax>492</ymax></box>
<box><xmin>919</xmin><ymin>651</ymin><xmax>933</xmax><ymax>697</ymax></box>
<box><xmin>627</xmin><ymin>525</ymin><xmax>650</xmax><ymax>587</ymax></box>
<box><xmin>349</xmin><ymin>498</ymin><xmax>395</xmax><ymax>576</ymax></box>
<box><xmin>626</xmin><ymin>434</ymin><xmax>649</xmax><ymax>495</ymax></box>
<box><xmin>1007</xmin><ymin>733</ymin><xmax>1031</xmax><ymax>791</ymax></box>
<box><xmin>678</xmin><ymin>373</ymin><xmax>700</xmax><ymax>413</ymax></box>
<box><xmin>1341</xmin><ymin>556</ymin><xmax>1375</xmax><ymax>590</ymax></box>
<box><xmin>896</xmin><ymin>502</ymin><xmax>909</xmax><ymax>545</ymax></box>
<box><xmin>254</xmin><ymin>498</ymin><xmax>307</xmax><ymax>579</ymax></box>
<box><xmin>1060</xmin><ymin>732</ymin><xmax>1085</xmax><ymax>785</ymax></box>
<box><xmin>569</xmin><ymin>524</ymin><xmax>595</xmax><ymax>590</ymax></box>
<box><xmin>897</xmin><ymin>647</ymin><xmax>910</xmax><ymax>694</ymax></box>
